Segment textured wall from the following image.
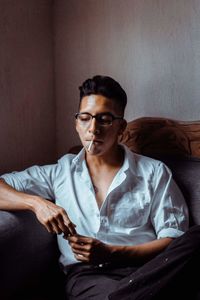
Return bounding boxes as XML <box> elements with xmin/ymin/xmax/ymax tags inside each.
<box><xmin>0</xmin><ymin>0</ymin><xmax>55</xmax><ymax>173</ymax></box>
<box><xmin>54</xmin><ymin>0</ymin><xmax>200</xmax><ymax>157</ymax></box>
<box><xmin>1</xmin><ymin>0</ymin><xmax>200</xmax><ymax>169</ymax></box>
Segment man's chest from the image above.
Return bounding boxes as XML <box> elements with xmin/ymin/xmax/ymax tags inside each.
<box><xmin>91</xmin><ymin>173</ymin><xmax>119</xmax><ymax>209</ymax></box>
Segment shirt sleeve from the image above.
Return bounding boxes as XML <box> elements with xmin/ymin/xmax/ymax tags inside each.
<box><xmin>0</xmin><ymin>163</ymin><xmax>60</xmax><ymax>201</ymax></box>
<box><xmin>151</xmin><ymin>162</ymin><xmax>189</xmax><ymax>239</ymax></box>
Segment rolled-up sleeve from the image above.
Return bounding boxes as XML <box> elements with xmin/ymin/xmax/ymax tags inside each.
<box><xmin>151</xmin><ymin>163</ymin><xmax>189</xmax><ymax>239</ymax></box>
<box><xmin>0</xmin><ymin>163</ymin><xmax>60</xmax><ymax>201</ymax></box>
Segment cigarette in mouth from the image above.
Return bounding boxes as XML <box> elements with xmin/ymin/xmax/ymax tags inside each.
<box><xmin>87</xmin><ymin>139</ymin><xmax>93</xmax><ymax>152</ymax></box>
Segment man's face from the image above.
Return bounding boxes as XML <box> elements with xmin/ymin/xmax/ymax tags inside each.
<box><xmin>75</xmin><ymin>94</ymin><xmax>126</xmax><ymax>156</ymax></box>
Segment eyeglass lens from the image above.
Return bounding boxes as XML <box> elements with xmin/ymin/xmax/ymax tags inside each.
<box><xmin>76</xmin><ymin>113</ymin><xmax>113</xmax><ymax>126</ymax></box>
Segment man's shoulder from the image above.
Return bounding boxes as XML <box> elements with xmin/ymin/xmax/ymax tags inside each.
<box><xmin>134</xmin><ymin>152</ymin><xmax>162</xmax><ymax>165</ymax></box>
<box><xmin>124</xmin><ymin>146</ymin><xmax>170</xmax><ymax>177</ymax></box>
<box><xmin>58</xmin><ymin>153</ymin><xmax>76</xmax><ymax>162</ymax></box>
<box><xmin>124</xmin><ymin>144</ymin><xmax>163</xmax><ymax>167</ymax></box>
<box><xmin>57</xmin><ymin>153</ymin><xmax>77</xmax><ymax>167</ymax></box>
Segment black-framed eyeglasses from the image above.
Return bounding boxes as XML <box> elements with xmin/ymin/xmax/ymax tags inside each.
<box><xmin>75</xmin><ymin>112</ymin><xmax>123</xmax><ymax>127</ymax></box>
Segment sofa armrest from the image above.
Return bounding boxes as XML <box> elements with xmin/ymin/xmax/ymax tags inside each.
<box><xmin>0</xmin><ymin>210</ymin><xmax>64</xmax><ymax>299</ymax></box>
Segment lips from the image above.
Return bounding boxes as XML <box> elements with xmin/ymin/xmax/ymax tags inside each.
<box><xmin>86</xmin><ymin>139</ymin><xmax>103</xmax><ymax>143</ymax></box>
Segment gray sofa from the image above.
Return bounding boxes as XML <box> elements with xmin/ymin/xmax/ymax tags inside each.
<box><xmin>1</xmin><ymin>117</ymin><xmax>200</xmax><ymax>299</ymax></box>
<box><xmin>0</xmin><ymin>210</ymin><xmax>65</xmax><ymax>300</ymax></box>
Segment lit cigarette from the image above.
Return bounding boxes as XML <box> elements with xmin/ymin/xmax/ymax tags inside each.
<box><xmin>87</xmin><ymin>139</ymin><xmax>93</xmax><ymax>152</ymax></box>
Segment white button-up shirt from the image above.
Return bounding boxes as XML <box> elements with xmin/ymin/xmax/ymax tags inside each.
<box><xmin>1</xmin><ymin>145</ymin><xmax>189</xmax><ymax>268</ymax></box>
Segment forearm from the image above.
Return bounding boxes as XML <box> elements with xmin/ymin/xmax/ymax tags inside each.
<box><xmin>0</xmin><ymin>179</ymin><xmax>76</xmax><ymax>235</ymax></box>
<box><xmin>0</xmin><ymin>179</ymin><xmax>39</xmax><ymax>212</ymax></box>
<box><xmin>108</xmin><ymin>237</ymin><xmax>173</xmax><ymax>264</ymax></box>
<box><xmin>67</xmin><ymin>234</ymin><xmax>173</xmax><ymax>265</ymax></box>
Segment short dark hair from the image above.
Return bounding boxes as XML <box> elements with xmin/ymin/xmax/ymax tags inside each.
<box><xmin>79</xmin><ymin>75</ymin><xmax>127</xmax><ymax>115</ymax></box>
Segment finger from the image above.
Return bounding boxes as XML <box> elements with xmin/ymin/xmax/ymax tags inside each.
<box><xmin>67</xmin><ymin>235</ymin><xmax>89</xmax><ymax>244</ymax></box>
<box><xmin>75</xmin><ymin>253</ymin><xmax>88</xmax><ymax>262</ymax></box>
<box><xmin>63</xmin><ymin>232</ymin><xmax>72</xmax><ymax>239</ymax></box>
<box><xmin>56</xmin><ymin>214</ymin><xmax>71</xmax><ymax>234</ymax></box>
<box><xmin>43</xmin><ymin>220</ymin><xmax>57</xmax><ymax>234</ymax></box>
<box><xmin>48</xmin><ymin>219</ymin><xmax>62</xmax><ymax>234</ymax></box>
<box><xmin>67</xmin><ymin>222</ymin><xmax>77</xmax><ymax>235</ymax></box>
<box><xmin>43</xmin><ymin>222</ymin><xmax>54</xmax><ymax>233</ymax></box>
<box><xmin>62</xmin><ymin>215</ymin><xmax>77</xmax><ymax>235</ymax></box>
<box><xmin>63</xmin><ymin>228</ymin><xmax>80</xmax><ymax>240</ymax></box>
<box><xmin>62</xmin><ymin>224</ymin><xmax>76</xmax><ymax>237</ymax></box>
<box><xmin>73</xmin><ymin>249</ymin><xmax>90</xmax><ymax>261</ymax></box>
<box><xmin>69</xmin><ymin>242</ymin><xmax>88</xmax><ymax>252</ymax></box>
<box><xmin>72</xmin><ymin>247</ymin><xmax>89</xmax><ymax>256</ymax></box>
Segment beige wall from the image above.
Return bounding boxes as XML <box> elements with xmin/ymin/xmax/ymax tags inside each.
<box><xmin>54</xmin><ymin>0</ymin><xmax>200</xmax><ymax>157</ymax></box>
<box><xmin>0</xmin><ymin>0</ymin><xmax>55</xmax><ymax>173</ymax></box>
<box><xmin>1</xmin><ymin>1</ymin><xmax>200</xmax><ymax>172</ymax></box>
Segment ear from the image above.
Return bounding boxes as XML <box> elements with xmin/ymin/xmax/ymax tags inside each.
<box><xmin>75</xmin><ymin>119</ymin><xmax>79</xmax><ymax>133</ymax></box>
<box><xmin>75</xmin><ymin>121</ymin><xmax>82</xmax><ymax>139</ymax></box>
<box><xmin>118</xmin><ymin>119</ymin><xmax>127</xmax><ymax>135</ymax></box>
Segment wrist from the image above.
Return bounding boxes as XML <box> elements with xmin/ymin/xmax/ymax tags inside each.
<box><xmin>108</xmin><ymin>244</ymin><xmax>136</xmax><ymax>263</ymax></box>
<box><xmin>26</xmin><ymin>195</ymin><xmax>43</xmax><ymax>212</ymax></box>
<box><xmin>107</xmin><ymin>244</ymin><xmax>124</xmax><ymax>262</ymax></box>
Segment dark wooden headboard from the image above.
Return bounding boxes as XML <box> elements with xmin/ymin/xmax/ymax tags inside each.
<box><xmin>119</xmin><ymin>117</ymin><xmax>200</xmax><ymax>159</ymax></box>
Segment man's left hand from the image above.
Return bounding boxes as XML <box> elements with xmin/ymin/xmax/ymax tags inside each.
<box><xmin>66</xmin><ymin>234</ymin><xmax>111</xmax><ymax>264</ymax></box>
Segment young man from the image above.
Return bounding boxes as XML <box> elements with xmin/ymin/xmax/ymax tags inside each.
<box><xmin>0</xmin><ymin>75</ymin><xmax>200</xmax><ymax>300</ymax></box>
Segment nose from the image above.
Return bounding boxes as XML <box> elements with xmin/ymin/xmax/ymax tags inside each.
<box><xmin>88</xmin><ymin>118</ymin><xmax>100</xmax><ymax>135</ymax></box>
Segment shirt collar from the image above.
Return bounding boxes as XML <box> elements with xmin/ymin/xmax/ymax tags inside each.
<box><xmin>72</xmin><ymin>147</ymin><xmax>85</xmax><ymax>164</ymax></box>
<box><xmin>119</xmin><ymin>144</ymin><xmax>137</xmax><ymax>176</ymax></box>
<box><xmin>71</xmin><ymin>147</ymin><xmax>85</xmax><ymax>172</ymax></box>
<box><xmin>72</xmin><ymin>144</ymin><xmax>137</xmax><ymax>176</ymax></box>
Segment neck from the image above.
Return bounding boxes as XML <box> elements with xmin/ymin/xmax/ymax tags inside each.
<box><xmin>86</xmin><ymin>144</ymin><xmax>124</xmax><ymax>169</ymax></box>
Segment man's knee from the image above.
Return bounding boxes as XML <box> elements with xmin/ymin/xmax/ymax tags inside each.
<box><xmin>187</xmin><ymin>225</ymin><xmax>200</xmax><ymax>237</ymax></box>
<box><xmin>181</xmin><ymin>225</ymin><xmax>200</xmax><ymax>249</ymax></box>
<box><xmin>166</xmin><ymin>225</ymin><xmax>200</xmax><ymax>254</ymax></box>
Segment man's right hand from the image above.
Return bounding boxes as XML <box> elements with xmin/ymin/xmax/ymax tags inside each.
<box><xmin>33</xmin><ymin>197</ymin><xmax>76</xmax><ymax>236</ymax></box>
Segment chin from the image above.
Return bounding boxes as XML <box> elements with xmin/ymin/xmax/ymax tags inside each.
<box><xmin>85</xmin><ymin>147</ymin><xmax>104</xmax><ymax>156</ymax></box>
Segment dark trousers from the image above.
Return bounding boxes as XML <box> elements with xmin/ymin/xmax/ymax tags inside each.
<box><xmin>64</xmin><ymin>225</ymin><xmax>200</xmax><ymax>300</ymax></box>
